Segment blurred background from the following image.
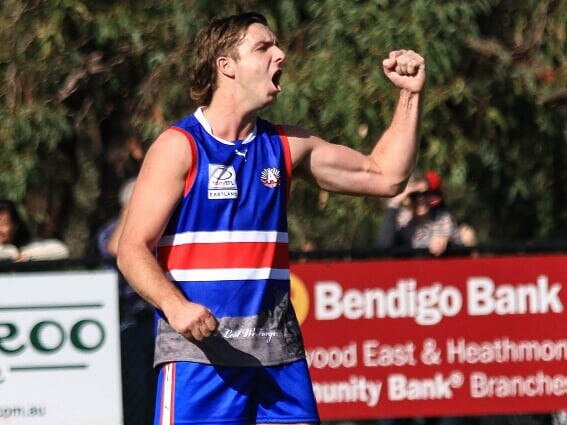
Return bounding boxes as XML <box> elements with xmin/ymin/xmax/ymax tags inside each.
<box><xmin>0</xmin><ymin>0</ymin><xmax>566</xmax><ymax>256</ymax></box>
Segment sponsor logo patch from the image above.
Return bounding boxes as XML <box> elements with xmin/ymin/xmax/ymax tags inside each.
<box><xmin>260</xmin><ymin>167</ymin><xmax>281</xmax><ymax>188</ymax></box>
<box><xmin>208</xmin><ymin>164</ymin><xmax>238</xmax><ymax>199</ymax></box>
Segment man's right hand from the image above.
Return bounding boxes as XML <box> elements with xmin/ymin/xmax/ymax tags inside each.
<box><xmin>167</xmin><ymin>301</ymin><xmax>219</xmax><ymax>341</ymax></box>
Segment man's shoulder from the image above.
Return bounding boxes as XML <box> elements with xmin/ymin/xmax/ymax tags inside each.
<box><xmin>164</xmin><ymin>113</ymin><xmax>205</xmax><ymax>145</ymax></box>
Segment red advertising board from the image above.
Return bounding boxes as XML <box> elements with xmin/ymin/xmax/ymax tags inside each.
<box><xmin>290</xmin><ymin>254</ymin><xmax>567</xmax><ymax>420</ymax></box>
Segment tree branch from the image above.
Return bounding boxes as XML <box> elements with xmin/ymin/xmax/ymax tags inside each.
<box><xmin>537</xmin><ymin>89</ymin><xmax>567</xmax><ymax>106</ymax></box>
<box><xmin>57</xmin><ymin>52</ymin><xmax>127</xmax><ymax>102</ymax></box>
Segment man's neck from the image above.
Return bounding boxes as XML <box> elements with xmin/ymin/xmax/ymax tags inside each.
<box><xmin>202</xmin><ymin>97</ymin><xmax>258</xmax><ymax>142</ymax></box>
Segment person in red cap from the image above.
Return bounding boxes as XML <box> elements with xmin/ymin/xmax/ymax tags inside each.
<box><xmin>376</xmin><ymin>171</ymin><xmax>477</xmax><ymax>256</ymax></box>
<box><xmin>425</xmin><ymin>170</ymin><xmax>443</xmax><ymax>207</ymax></box>
<box><xmin>424</xmin><ymin>170</ymin><xmax>478</xmax><ymax>248</ymax></box>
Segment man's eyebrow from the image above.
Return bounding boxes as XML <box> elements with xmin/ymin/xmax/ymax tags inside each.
<box><xmin>253</xmin><ymin>38</ymin><xmax>279</xmax><ymax>49</ymax></box>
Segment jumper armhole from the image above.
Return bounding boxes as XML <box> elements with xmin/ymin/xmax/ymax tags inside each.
<box><xmin>275</xmin><ymin>124</ymin><xmax>292</xmax><ymax>200</ymax></box>
<box><xmin>168</xmin><ymin>126</ymin><xmax>198</xmax><ymax>196</ymax></box>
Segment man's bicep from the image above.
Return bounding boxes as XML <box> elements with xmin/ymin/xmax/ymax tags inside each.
<box><xmin>123</xmin><ymin>181</ymin><xmax>180</xmax><ymax>250</ymax></box>
<box><xmin>121</xmin><ymin>131</ymin><xmax>191</xmax><ymax>249</ymax></box>
<box><xmin>301</xmin><ymin>139</ymin><xmax>375</xmax><ymax>192</ymax></box>
<box><xmin>286</xmin><ymin>127</ymin><xmax>352</xmax><ymax>180</ymax></box>
<box><xmin>286</xmin><ymin>125</ymin><xmax>392</xmax><ymax>195</ymax></box>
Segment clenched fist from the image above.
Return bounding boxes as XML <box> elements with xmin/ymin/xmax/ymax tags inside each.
<box><xmin>383</xmin><ymin>50</ymin><xmax>426</xmax><ymax>93</ymax></box>
<box><xmin>167</xmin><ymin>301</ymin><xmax>219</xmax><ymax>341</ymax></box>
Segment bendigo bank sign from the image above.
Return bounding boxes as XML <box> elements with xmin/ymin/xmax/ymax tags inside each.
<box><xmin>290</xmin><ymin>255</ymin><xmax>567</xmax><ymax>420</ymax></box>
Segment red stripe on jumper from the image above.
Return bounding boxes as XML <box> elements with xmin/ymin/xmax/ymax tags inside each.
<box><xmin>275</xmin><ymin>124</ymin><xmax>292</xmax><ymax>199</ymax></box>
<box><xmin>157</xmin><ymin>241</ymin><xmax>289</xmax><ymax>271</ymax></box>
<box><xmin>168</xmin><ymin>126</ymin><xmax>198</xmax><ymax>196</ymax></box>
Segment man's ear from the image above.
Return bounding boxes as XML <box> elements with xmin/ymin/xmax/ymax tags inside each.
<box><xmin>217</xmin><ymin>56</ymin><xmax>235</xmax><ymax>78</ymax></box>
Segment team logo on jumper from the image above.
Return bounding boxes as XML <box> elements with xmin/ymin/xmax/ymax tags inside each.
<box><xmin>208</xmin><ymin>164</ymin><xmax>238</xmax><ymax>199</ymax></box>
<box><xmin>260</xmin><ymin>167</ymin><xmax>281</xmax><ymax>188</ymax></box>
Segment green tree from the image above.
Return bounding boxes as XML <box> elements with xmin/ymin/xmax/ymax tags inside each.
<box><xmin>272</xmin><ymin>0</ymin><xmax>567</xmax><ymax>248</ymax></box>
<box><xmin>0</xmin><ymin>0</ymin><xmax>565</xmax><ymax>256</ymax></box>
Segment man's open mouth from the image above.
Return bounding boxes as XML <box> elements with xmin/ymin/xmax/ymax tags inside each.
<box><xmin>272</xmin><ymin>70</ymin><xmax>282</xmax><ymax>90</ymax></box>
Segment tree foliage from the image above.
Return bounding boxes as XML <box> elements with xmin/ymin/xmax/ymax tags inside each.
<box><xmin>0</xmin><ymin>0</ymin><xmax>565</xmax><ymax>256</ymax></box>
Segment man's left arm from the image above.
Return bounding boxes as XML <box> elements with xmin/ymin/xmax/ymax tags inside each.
<box><xmin>287</xmin><ymin>50</ymin><xmax>425</xmax><ymax>197</ymax></box>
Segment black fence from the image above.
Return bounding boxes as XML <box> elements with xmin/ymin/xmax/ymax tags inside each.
<box><xmin>2</xmin><ymin>241</ymin><xmax>567</xmax><ymax>425</ymax></box>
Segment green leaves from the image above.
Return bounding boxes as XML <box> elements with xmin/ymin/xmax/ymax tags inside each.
<box><xmin>0</xmin><ymin>0</ymin><xmax>565</xmax><ymax>254</ymax></box>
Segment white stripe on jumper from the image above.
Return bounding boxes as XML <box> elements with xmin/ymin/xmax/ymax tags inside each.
<box><xmin>160</xmin><ymin>363</ymin><xmax>174</xmax><ymax>425</ymax></box>
<box><xmin>166</xmin><ymin>267</ymin><xmax>290</xmax><ymax>282</ymax></box>
<box><xmin>158</xmin><ymin>230</ymin><xmax>289</xmax><ymax>247</ymax></box>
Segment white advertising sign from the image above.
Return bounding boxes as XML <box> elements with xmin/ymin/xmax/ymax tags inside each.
<box><xmin>0</xmin><ymin>270</ymin><xmax>122</xmax><ymax>425</ymax></box>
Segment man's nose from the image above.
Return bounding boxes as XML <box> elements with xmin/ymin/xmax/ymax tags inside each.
<box><xmin>275</xmin><ymin>46</ymin><xmax>286</xmax><ymax>63</ymax></box>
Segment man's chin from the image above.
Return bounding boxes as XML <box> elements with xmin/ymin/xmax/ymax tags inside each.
<box><xmin>259</xmin><ymin>94</ymin><xmax>279</xmax><ymax>109</ymax></box>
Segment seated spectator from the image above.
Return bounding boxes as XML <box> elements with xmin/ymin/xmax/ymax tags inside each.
<box><xmin>376</xmin><ymin>172</ymin><xmax>476</xmax><ymax>256</ymax></box>
<box><xmin>97</xmin><ymin>178</ymin><xmax>136</xmax><ymax>260</ymax></box>
<box><xmin>0</xmin><ymin>199</ymin><xmax>69</xmax><ymax>261</ymax></box>
<box><xmin>97</xmin><ymin>178</ymin><xmax>152</xmax><ymax>321</ymax></box>
<box><xmin>96</xmin><ymin>178</ymin><xmax>155</xmax><ymax>425</ymax></box>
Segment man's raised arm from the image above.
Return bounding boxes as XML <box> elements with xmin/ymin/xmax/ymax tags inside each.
<box><xmin>287</xmin><ymin>49</ymin><xmax>425</xmax><ymax>197</ymax></box>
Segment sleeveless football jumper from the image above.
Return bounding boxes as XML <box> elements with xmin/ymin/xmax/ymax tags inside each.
<box><xmin>153</xmin><ymin>108</ymin><xmax>305</xmax><ymax>367</ymax></box>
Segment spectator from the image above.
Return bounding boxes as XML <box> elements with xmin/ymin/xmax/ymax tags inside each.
<box><xmin>375</xmin><ymin>172</ymin><xmax>476</xmax><ymax>256</ymax></box>
<box><xmin>97</xmin><ymin>178</ymin><xmax>152</xmax><ymax>320</ymax></box>
<box><xmin>423</xmin><ymin>171</ymin><xmax>477</xmax><ymax>248</ymax></box>
<box><xmin>96</xmin><ymin>179</ymin><xmax>155</xmax><ymax>425</ymax></box>
<box><xmin>375</xmin><ymin>172</ymin><xmax>476</xmax><ymax>425</ymax></box>
<box><xmin>553</xmin><ymin>411</ymin><xmax>567</xmax><ymax>425</ymax></box>
<box><xmin>0</xmin><ymin>199</ymin><xmax>69</xmax><ymax>261</ymax></box>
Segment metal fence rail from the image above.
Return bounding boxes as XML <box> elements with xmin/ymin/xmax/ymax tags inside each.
<box><xmin>2</xmin><ymin>242</ymin><xmax>567</xmax><ymax>425</ymax></box>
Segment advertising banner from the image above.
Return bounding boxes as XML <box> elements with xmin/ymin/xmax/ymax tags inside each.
<box><xmin>0</xmin><ymin>270</ymin><xmax>122</xmax><ymax>425</ymax></box>
<box><xmin>290</xmin><ymin>254</ymin><xmax>567</xmax><ymax>420</ymax></box>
